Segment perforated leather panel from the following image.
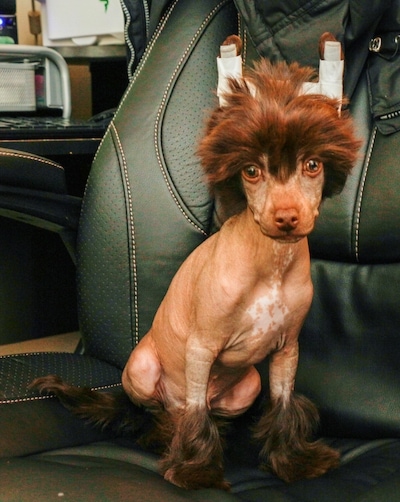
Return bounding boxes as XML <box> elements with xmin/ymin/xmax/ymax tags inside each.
<box><xmin>0</xmin><ymin>352</ymin><xmax>121</xmax><ymax>401</ymax></box>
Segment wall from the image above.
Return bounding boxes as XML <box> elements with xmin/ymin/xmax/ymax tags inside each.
<box><xmin>15</xmin><ymin>0</ymin><xmax>92</xmax><ymax>118</ymax></box>
<box><xmin>16</xmin><ymin>0</ymin><xmax>39</xmax><ymax>45</ymax></box>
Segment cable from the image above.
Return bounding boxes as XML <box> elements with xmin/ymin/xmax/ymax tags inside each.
<box><xmin>28</xmin><ymin>1</ymin><xmax>41</xmax><ymax>45</ymax></box>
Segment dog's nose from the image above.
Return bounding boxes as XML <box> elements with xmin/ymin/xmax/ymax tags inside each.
<box><xmin>274</xmin><ymin>209</ymin><xmax>299</xmax><ymax>232</ymax></box>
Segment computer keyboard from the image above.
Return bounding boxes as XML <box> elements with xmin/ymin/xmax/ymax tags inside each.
<box><xmin>0</xmin><ymin>113</ymin><xmax>113</xmax><ymax>140</ymax></box>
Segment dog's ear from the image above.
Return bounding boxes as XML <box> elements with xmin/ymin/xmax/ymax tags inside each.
<box><xmin>197</xmin><ymin>104</ymin><xmax>250</xmax><ymax>225</ymax></box>
<box><xmin>212</xmin><ymin>179</ymin><xmax>247</xmax><ymax>227</ymax></box>
<box><xmin>197</xmin><ymin>76</ymin><xmax>259</xmax><ymax>186</ymax></box>
<box><xmin>317</xmin><ymin>104</ymin><xmax>362</xmax><ymax>198</ymax></box>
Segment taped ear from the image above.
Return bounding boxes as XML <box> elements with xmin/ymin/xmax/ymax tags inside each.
<box><xmin>216</xmin><ymin>33</ymin><xmax>344</xmax><ymax>115</ymax></box>
<box><xmin>302</xmin><ymin>33</ymin><xmax>344</xmax><ymax>115</ymax></box>
<box><xmin>217</xmin><ymin>35</ymin><xmax>243</xmax><ymax>107</ymax></box>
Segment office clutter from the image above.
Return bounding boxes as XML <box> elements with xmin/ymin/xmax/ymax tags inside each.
<box><xmin>28</xmin><ymin>2</ymin><xmax>42</xmax><ymax>45</ymax></box>
<box><xmin>0</xmin><ymin>45</ymin><xmax>71</xmax><ymax>117</ymax></box>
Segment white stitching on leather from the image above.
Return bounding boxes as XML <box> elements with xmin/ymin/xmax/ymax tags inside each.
<box><xmin>1</xmin><ymin>395</ymin><xmax>53</xmax><ymax>404</ymax></box>
<box><xmin>354</xmin><ymin>126</ymin><xmax>377</xmax><ymax>262</ymax></box>
<box><xmin>103</xmin><ymin>0</ymin><xmax>233</xmax><ymax>237</ymax></box>
<box><xmin>0</xmin><ymin>383</ymin><xmax>122</xmax><ymax>404</ymax></box>
<box><xmin>119</xmin><ymin>0</ymin><xmax>136</xmax><ymax>80</ymax></box>
<box><xmin>0</xmin><ymin>150</ymin><xmax>62</xmax><ymax>170</ymax></box>
<box><xmin>0</xmin><ymin>351</ymin><xmax>67</xmax><ymax>358</ymax></box>
<box><xmin>0</xmin><ymin>351</ymin><xmax>123</xmax><ymax>404</ymax></box>
<box><xmin>117</xmin><ymin>0</ymin><xmax>180</xmax><ymax>110</ymax></box>
<box><xmin>92</xmin><ymin>0</ymin><xmax>179</xmax><ymax>164</ymax></box>
<box><xmin>154</xmin><ymin>0</ymin><xmax>231</xmax><ymax>236</ymax></box>
<box><xmin>110</xmin><ymin>122</ymin><xmax>139</xmax><ymax>347</ymax></box>
<box><xmin>110</xmin><ymin>0</ymin><xmax>232</xmax><ymax>342</ymax></box>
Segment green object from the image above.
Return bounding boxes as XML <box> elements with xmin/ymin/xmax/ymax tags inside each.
<box><xmin>99</xmin><ymin>0</ymin><xmax>109</xmax><ymax>12</ymax></box>
<box><xmin>0</xmin><ymin>36</ymin><xmax>14</xmax><ymax>44</ymax></box>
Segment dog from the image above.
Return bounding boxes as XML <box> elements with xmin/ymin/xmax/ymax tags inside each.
<box><xmin>32</xmin><ymin>36</ymin><xmax>361</xmax><ymax>490</ymax></box>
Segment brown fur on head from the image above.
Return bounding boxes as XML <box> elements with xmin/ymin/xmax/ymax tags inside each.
<box><xmin>198</xmin><ymin>59</ymin><xmax>361</xmax><ymax>223</ymax></box>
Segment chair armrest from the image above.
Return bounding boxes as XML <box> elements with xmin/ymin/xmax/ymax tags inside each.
<box><xmin>0</xmin><ymin>186</ymin><xmax>81</xmax><ymax>232</ymax></box>
<box><xmin>0</xmin><ymin>148</ymin><xmax>68</xmax><ymax>193</ymax></box>
<box><xmin>0</xmin><ymin>148</ymin><xmax>81</xmax><ymax>260</ymax></box>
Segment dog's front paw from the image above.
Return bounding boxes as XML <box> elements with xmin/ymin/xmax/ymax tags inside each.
<box><xmin>260</xmin><ymin>440</ymin><xmax>340</xmax><ymax>482</ymax></box>
<box><xmin>255</xmin><ymin>393</ymin><xmax>340</xmax><ymax>482</ymax></box>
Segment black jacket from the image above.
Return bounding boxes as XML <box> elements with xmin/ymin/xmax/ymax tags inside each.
<box><xmin>234</xmin><ymin>0</ymin><xmax>400</xmax><ymax>134</ymax></box>
<box><xmin>120</xmin><ymin>0</ymin><xmax>171</xmax><ymax>78</ymax></box>
<box><xmin>122</xmin><ymin>1</ymin><xmax>399</xmax><ymax>135</ymax></box>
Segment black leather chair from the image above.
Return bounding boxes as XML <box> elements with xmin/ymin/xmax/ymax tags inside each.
<box><xmin>1</xmin><ymin>0</ymin><xmax>400</xmax><ymax>500</ymax></box>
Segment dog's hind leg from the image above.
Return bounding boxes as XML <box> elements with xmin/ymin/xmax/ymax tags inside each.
<box><xmin>30</xmin><ymin>375</ymin><xmax>147</xmax><ymax>435</ymax></box>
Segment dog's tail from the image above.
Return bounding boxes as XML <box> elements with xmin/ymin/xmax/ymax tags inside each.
<box><xmin>30</xmin><ymin>375</ymin><xmax>148</xmax><ymax>436</ymax></box>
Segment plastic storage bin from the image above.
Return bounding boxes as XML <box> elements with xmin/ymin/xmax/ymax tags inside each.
<box><xmin>0</xmin><ymin>62</ymin><xmax>36</xmax><ymax>112</ymax></box>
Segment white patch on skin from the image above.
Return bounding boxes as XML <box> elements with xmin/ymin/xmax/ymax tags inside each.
<box><xmin>246</xmin><ymin>288</ymin><xmax>289</xmax><ymax>336</ymax></box>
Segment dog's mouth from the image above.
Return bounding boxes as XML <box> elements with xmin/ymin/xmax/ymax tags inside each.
<box><xmin>259</xmin><ymin>226</ymin><xmax>309</xmax><ymax>243</ymax></box>
<box><xmin>270</xmin><ymin>234</ymin><xmax>307</xmax><ymax>244</ymax></box>
<box><xmin>254</xmin><ymin>213</ymin><xmax>315</xmax><ymax>244</ymax></box>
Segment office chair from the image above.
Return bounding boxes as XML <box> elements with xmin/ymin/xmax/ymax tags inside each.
<box><xmin>1</xmin><ymin>0</ymin><xmax>400</xmax><ymax>500</ymax></box>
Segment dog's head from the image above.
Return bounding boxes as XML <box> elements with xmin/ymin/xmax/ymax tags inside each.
<box><xmin>198</xmin><ymin>59</ymin><xmax>361</xmax><ymax>240</ymax></box>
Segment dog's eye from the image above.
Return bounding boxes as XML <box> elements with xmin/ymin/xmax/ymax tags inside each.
<box><xmin>304</xmin><ymin>159</ymin><xmax>323</xmax><ymax>177</ymax></box>
<box><xmin>242</xmin><ymin>166</ymin><xmax>262</xmax><ymax>182</ymax></box>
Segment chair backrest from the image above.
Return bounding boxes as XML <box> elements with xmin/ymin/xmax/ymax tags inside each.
<box><xmin>76</xmin><ymin>0</ymin><xmax>239</xmax><ymax>368</ymax></box>
<box><xmin>76</xmin><ymin>0</ymin><xmax>400</xmax><ymax>441</ymax></box>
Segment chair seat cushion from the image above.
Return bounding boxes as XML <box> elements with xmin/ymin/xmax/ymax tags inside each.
<box><xmin>1</xmin><ymin>437</ymin><xmax>400</xmax><ymax>501</ymax></box>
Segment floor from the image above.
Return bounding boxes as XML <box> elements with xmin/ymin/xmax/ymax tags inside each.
<box><xmin>0</xmin><ymin>332</ymin><xmax>81</xmax><ymax>356</ymax></box>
